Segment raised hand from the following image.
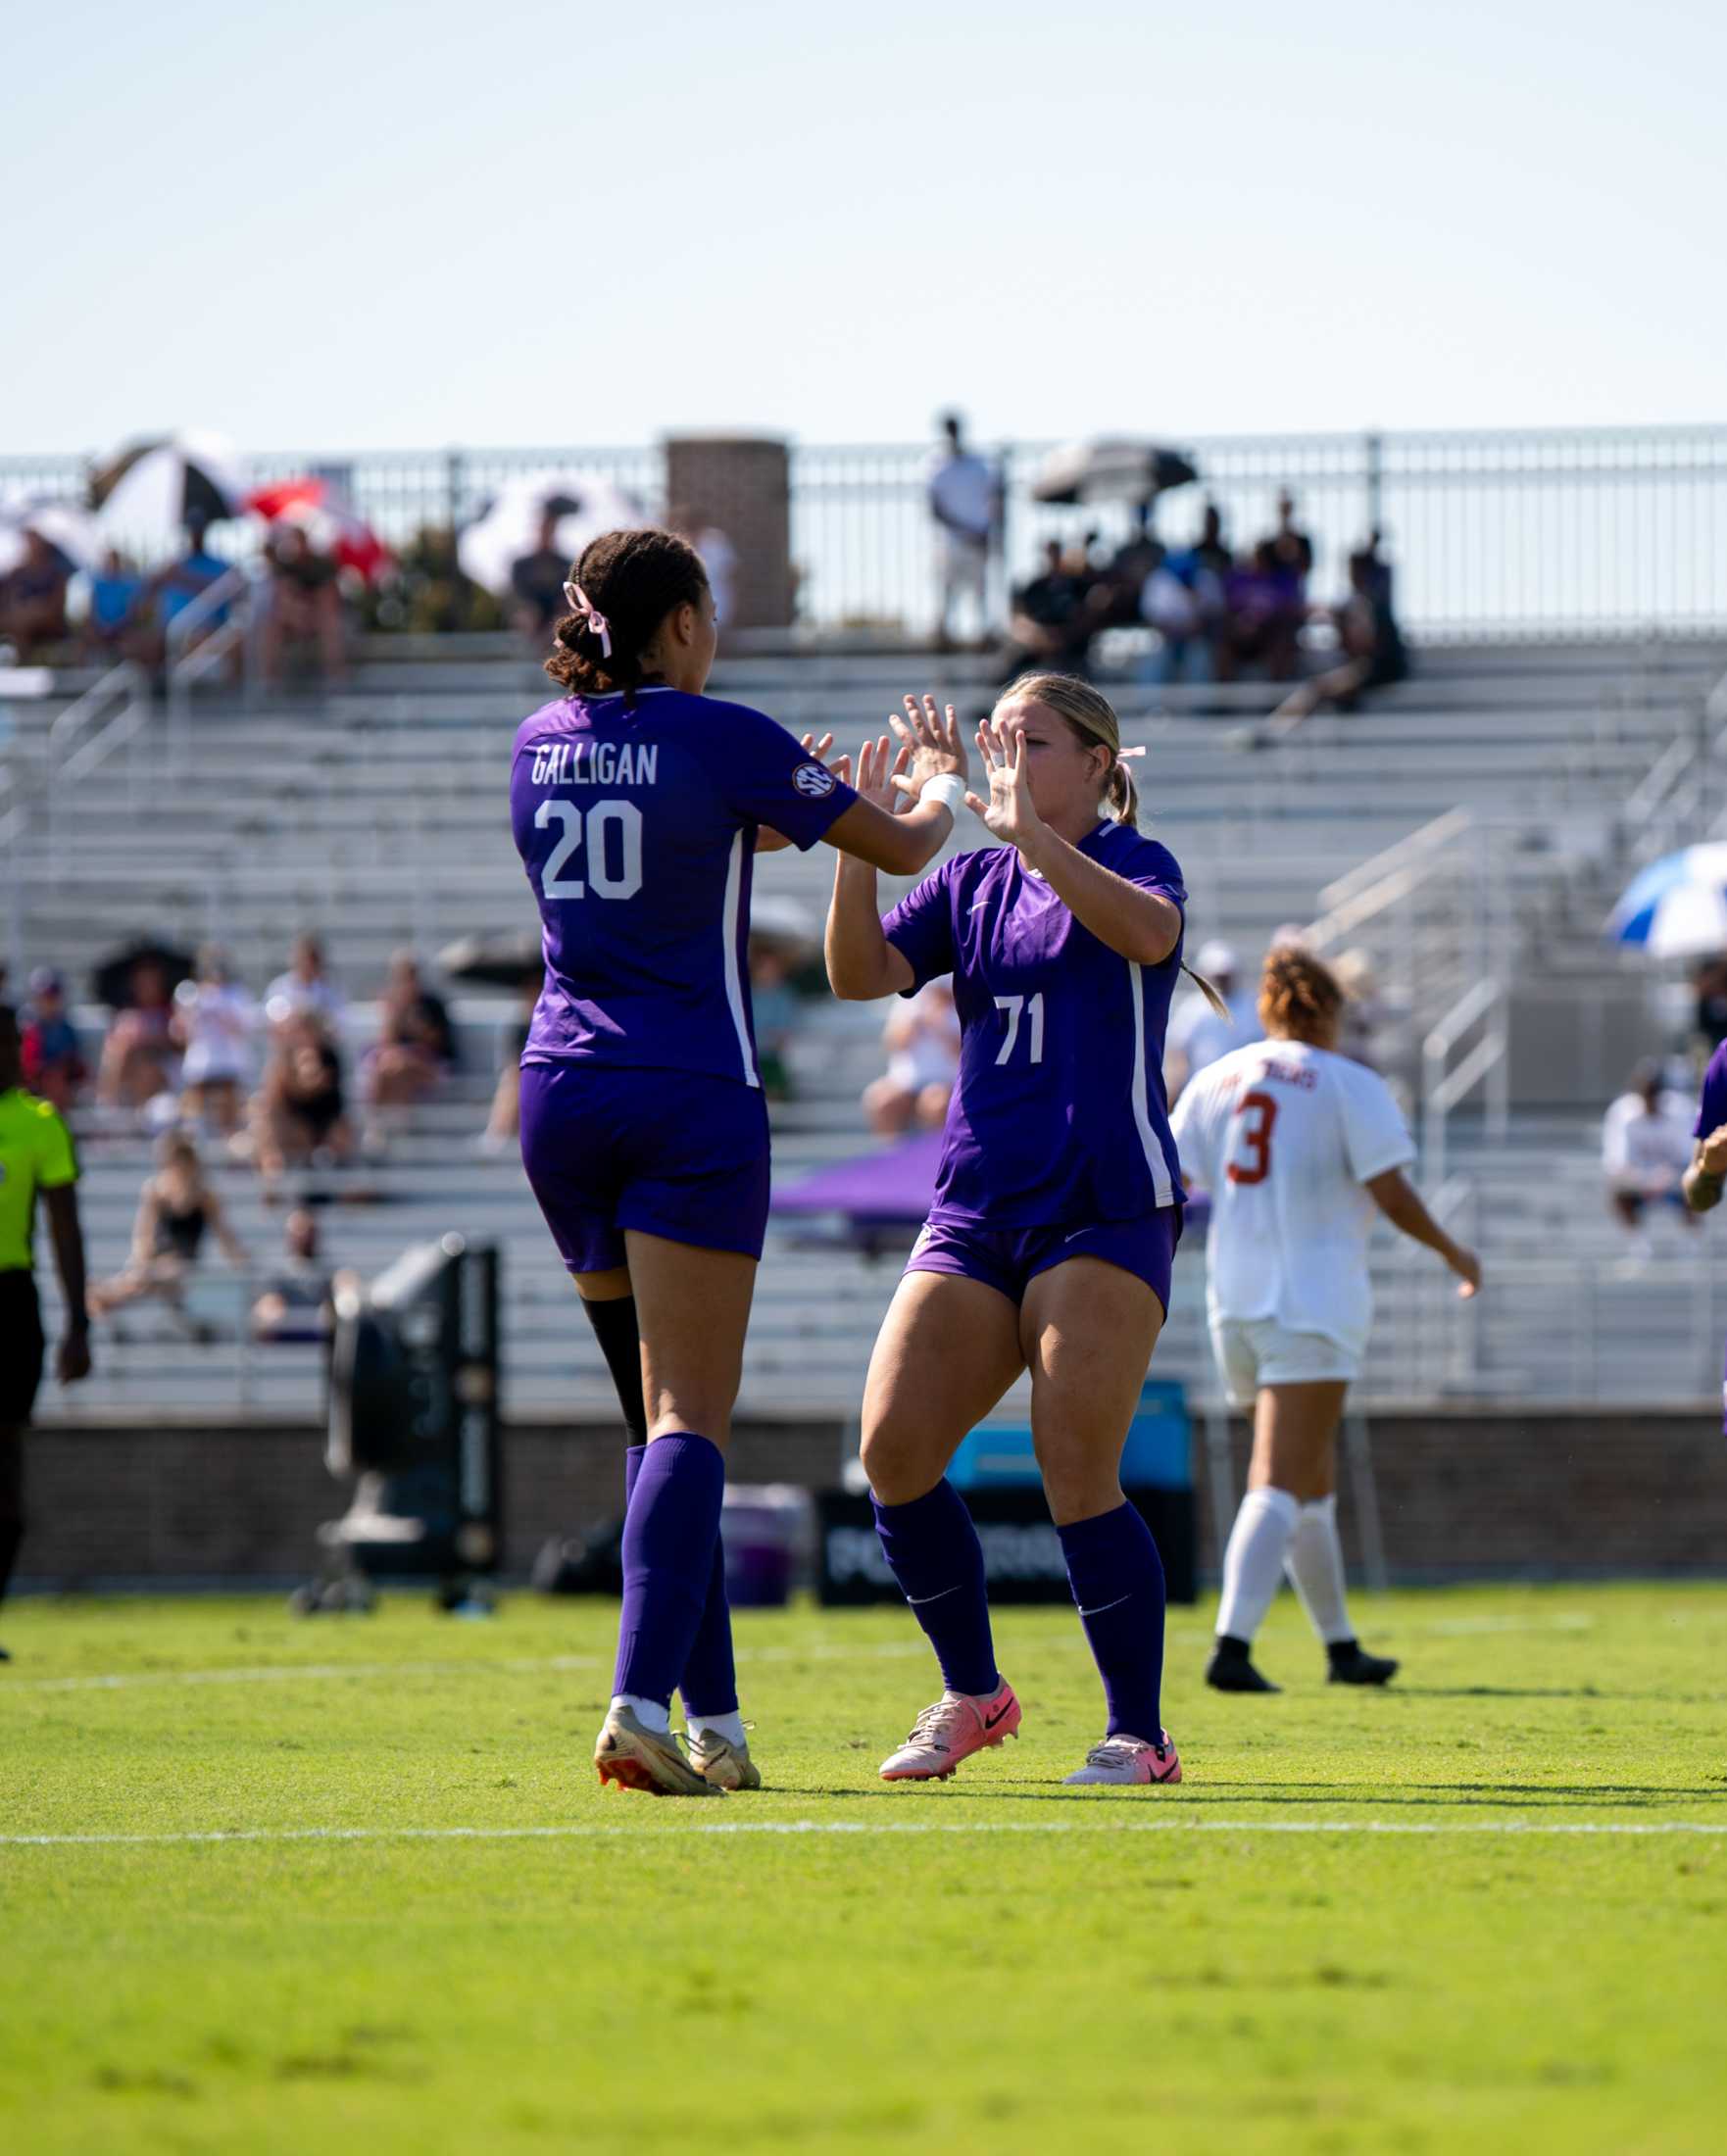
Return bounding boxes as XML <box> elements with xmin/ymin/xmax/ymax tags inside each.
<box><xmin>887</xmin><ymin>695</ymin><xmax>967</xmax><ymax>802</ymax></box>
<box><xmin>853</xmin><ymin>732</ymin><xmax>912</xmax><ymax>813</ymax></box>
<box><xmin>1699</xmin><ymin>1123</ymin><xmax>1727</xmax><ymax>1178</ymax></box>
<box><xmin>964</xmin><ymin>714</ymin><xmax>1043</xmax><ymax>855</ymax></box>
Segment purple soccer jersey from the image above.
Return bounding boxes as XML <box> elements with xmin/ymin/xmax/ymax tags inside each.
<box><xmin>882</xmin><ymin>819</ymin><xmax>1188</xmax><ymax>1226</ymax></box>
<box><xmin>510</xmin><ymin>688</ymin><xmax>856</xmax><ymax>1084</ymax></box>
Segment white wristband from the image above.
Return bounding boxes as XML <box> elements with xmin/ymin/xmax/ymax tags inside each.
<box><xmin>921</xmin><ymin>774</ymin><xmax>966</xmax><ymax>817</ymax></box>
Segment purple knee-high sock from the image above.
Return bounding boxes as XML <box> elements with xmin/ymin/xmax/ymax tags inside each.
<box><xmin>871</xmin><ymin>1480</ymin><xmax>1000</xmax><ymax>1697</ymax></box>
<box><xmin>614</xmin><ymin>1435</ymin><xmax>726</xmax><ymax>1709</ymax></box>
<box><xmin>625</xmin><ymin>1443</ymin><xmax>738</xmax><ymax>1719</ymax></box>
<box><xmin>1059</xmin><ymin>1500</ymin><xmax>1166</xmax><ymax>1741</ymax></box>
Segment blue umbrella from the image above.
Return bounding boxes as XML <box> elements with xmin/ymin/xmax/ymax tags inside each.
<box><xmin>1607</xmin><ymin>844</ymin><xmax>1727</xmax><ymax>957</ymax></box>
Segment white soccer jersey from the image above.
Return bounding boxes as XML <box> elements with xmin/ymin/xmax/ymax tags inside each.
<box><xmin>1169</xmin><ymin>1037</ymin><xmax>1415</xmax><ymax>1358</ymax></box>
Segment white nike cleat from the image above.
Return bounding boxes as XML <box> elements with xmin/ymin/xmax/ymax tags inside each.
<box><xmin>1062</xmin><ymin>1730</ymin><xmax>1182</xmax><ymax>1787</ymax></box>
<box><xmin>687</xmin><ymin>1727</ymin><xmax>762</xmax><ymax>1790</ymax></box>
<box><xmin>595</xmin><ymin>1705</ymin><xmax>725</xmax><ymax>1797</ymax></box>
<box><xmin>879</xmin><ymin>1682</ymin><xmax>1021</xmax><ymax>1782</ymax></box>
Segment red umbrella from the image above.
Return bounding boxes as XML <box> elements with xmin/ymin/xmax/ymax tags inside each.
<box><xmin>247</xmin><ymin>478</ymin><xmax>392</xmax><ymax>585</ymax></box>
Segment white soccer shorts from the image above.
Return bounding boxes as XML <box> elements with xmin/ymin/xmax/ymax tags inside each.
<box><xmin>1211</xmin><ymin>1316</ymin><xmax>1360</xmax><ymax>1407</ymax></box>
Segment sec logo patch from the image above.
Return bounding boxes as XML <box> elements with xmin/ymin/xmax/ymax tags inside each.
<box><xmin>792</xmin><ymin>762</ymin><xmax>837</xmax><ymax>799</ymax></box>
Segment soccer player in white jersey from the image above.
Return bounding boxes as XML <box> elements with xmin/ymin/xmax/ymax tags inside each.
<box><xmin>1169</xmin><ymin>947</ymin><xmax>1481</xmax><ymax>1692</ymax></box>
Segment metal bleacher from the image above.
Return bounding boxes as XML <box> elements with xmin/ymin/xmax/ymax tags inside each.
<box><xmin>8</xmin><ymin>629</ymin><xmax>1727</xmax><ymax>1421</ymax></box>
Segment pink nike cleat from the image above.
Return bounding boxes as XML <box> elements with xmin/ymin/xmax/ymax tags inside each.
<box><xmin>878</xmin><ymin>1682</ymin><xmax>1021</xmax><ymax>1782</ymax></box>
<box><xmin>1062</xmin><ymin>1730</ymin><xmax>1182</xmax><ymax>1787</ymax></box>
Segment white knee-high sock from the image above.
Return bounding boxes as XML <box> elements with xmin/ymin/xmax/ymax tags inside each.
<box><xmin>1214</xmin><ymin>1486</ymin><xmax>1300</xmax><ymax>1643</ymax></box>
<box><xmin>1283</xmin><ymin>1494</ymin><xmax>1353</xmax><ymax>1645</ymax></box>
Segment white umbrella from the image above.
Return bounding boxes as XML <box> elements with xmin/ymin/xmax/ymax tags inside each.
<box><xmin>457</xmin><ymin>472</ymin><xmax>642</xmax><ymax>596</ymax></box>
<box><xmin>0</xmin><ymin>498</ymin><xmax>103</xmax><ymax>578</ymax></box>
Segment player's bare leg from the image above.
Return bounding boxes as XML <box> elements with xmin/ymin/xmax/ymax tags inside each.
<box><xmin>1021</xmin><ymin>1258</ymin><xmax>1181</xmax><ymax>1786</ymax></box>
<box><xmin>863</xmin><ymin>1272</ymin><xmax>1026</xmax><ymax>1782</ymax></box>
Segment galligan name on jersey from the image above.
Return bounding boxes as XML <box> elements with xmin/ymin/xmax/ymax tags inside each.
<box><xmin>529</xmin><ymin>742</ymin><xmax>661</xmax><ymax>788</ymax></box>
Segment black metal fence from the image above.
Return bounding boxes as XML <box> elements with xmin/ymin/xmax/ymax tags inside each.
<box><xmin>7</xmin><ymin>423</ymin><xmax>1725</xmax><ymax>641</ymax></box>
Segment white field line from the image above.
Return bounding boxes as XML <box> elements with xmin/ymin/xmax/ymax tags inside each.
<box><xmin>4</xmin><ymin>1817</ymin><xmax>1725</xmax><ymax>1850</ymax></box>
<box><xmin>9</xmin><ymin>1615</ymin><xmax>1597</xmax><ymax>1696</ymax></box>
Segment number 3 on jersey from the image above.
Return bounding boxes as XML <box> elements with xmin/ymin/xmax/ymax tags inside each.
<box><xmin>1226</xmin><ymin>1089</ymin><xmax>1278</xmax><ymax>1184</ymax></box>
<box><xmin>535</xmin><ymin>799</ymin><xmax>644</xmax><ymax>900</ymax></box>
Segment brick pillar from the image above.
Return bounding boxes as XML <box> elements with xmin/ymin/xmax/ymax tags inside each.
<box><xmin>664</xmin><ymin>434</ymin><xmax>792</xmax><ymax>630</ymax></box>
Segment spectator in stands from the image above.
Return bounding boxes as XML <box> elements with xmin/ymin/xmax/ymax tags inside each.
<box><xmin>749</xmin><ymin>940</ymin><xmax>802</xmax><ymax>1102</ymax></box>
<box><xmin>139</xmin><ymin>517</ymin><xmax>235</xmax><ymax>681</ymax></box>
<box><xmin>669</xmin><ymin>510</ymin><xmax>739</xmax><ymax>643</ymax></box>
<box><xmin>265</xmin><ymin>935</ymin><xmax>346</xmax><ymax>1032</ymax></box>
<box><xmin>0</xmin><ymin>528</ymin><xmax>72</xmax><ymax>659</ymax></box>
<box><xmin>475</xmin><ymin>986</ymin><xmax>536</xmax><ymax>1154</ymax></box>
<box><xmin>87</xmin><ymin>1132</ymin><xmax>248</xmax><ymax>1333</ymax></box>
<box><xmin>173</xmin><ymin>947</ymin><xmax>257</xmax><ymax>1136</ymax></box>
<box><xmin>1692</xmin><ymin>957</ymin><xmax>1727</xmax><ymax>1055</ymax></box>
<box><xmin>1165</xmin><ymin>941</ymin><xmax>1258</xmax><ymax>1098</ymax></box>
<box><xmin>1001</xmin><ymin>540</ymin><xmax>1094</xmax><ymax>682</ymax></box>
<box><xmin>1602</xmin><ymin>1061</ymin><xmax>1698</xmax><ymax>1264</ymax></box>
<box><xmin>95</xmin><ymin>956</ymin><xmax>180</xmax><ymax>1113</ymax></box>
<box><xmin>361</xmin><ymin>952</ymin><xmax>457</xmax><ymax>1144</ymax></box>
<box><xmin>1266</xmin><ymin>545</ymin><xmax>1410</xmax><ymax>736</ymax></box>
<box><xmin>864</xmin><ymin>978</ymin><xmax>961</xmax><ymax>1135</ymax></box>
<box><xmin>81</xmin><ymin>547</ymin><xmax>145</xmax><ymax>662</ymax></box>
<box><xmin>510</xmin><ymin>511</ymin><xmax>569</xmax><ymax>639</ymax></box>
<box><xmin>20</xmin><ymin>969</ymin><xmax>86</xmax><ymax>1113</ymax></box>
<box><xmin>1329</xmin><ymin>949</ymin><xmax>1388</xmax><ymax>1069</ymax></box>
<box><xmin>260</xmin><ymin>522</ymin><xmax>346</xmax><ymax>686</ymax></box>
<box><xmin>1265</xmin><ymin>488</ymin><xmax>1315</xmax><ymax>582</ymax></box>
<box><xmin>1218</xmin><ymin>540</ymin><xmax>1304</xmax><ymax>683</ymax></box>
<box><xmin>250</xmin><ymin>1012</ymin><xmax>354</xmax><ymax>1190</ymax></box>
<box><xmin>251</xmin><ymin>1208</ymin><xmax>337</xmax><ymax>1343</ymax></box>
<box><xmin>1142</xmin><ymin>539</ymin><xmax>1226</xmax><ymax>686</ymax></box>
<box><xmin>927</xmin><ymin>413</ymin><xmax>1000</xmax><ymax>651</ymax></box>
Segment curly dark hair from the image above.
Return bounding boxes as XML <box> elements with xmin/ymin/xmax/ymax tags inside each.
<box><xmin>1258</xmin><ymin>944</ymin><xmax>1345</xmax><ymax>1044</ymax></box>
<box><xmin>544</xmin><ymin>527</ymin><xmax>710</xmax><ymax>698</ymax></box>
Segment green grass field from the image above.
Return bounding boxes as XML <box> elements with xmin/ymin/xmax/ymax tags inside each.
<box><xmin>4</xmin><ymin>1582</ymin><xmax>1726</xmax><ymax>2154</ymax></box>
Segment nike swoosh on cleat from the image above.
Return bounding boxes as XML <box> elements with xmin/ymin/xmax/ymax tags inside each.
<box><xmin>1076</xmin><ymin>1593</ymin><xmax>1133</xmax><ymax>1618</ymax></box>
<box><xmin>983</xmin><ymin>1699</ymin><xmax>1015</xmax><ymax>1730</ymax></box>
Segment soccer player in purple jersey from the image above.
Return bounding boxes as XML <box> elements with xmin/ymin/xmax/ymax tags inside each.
<box><xmin>510</xmin><ymin>529</ymin><xmax>968</xmax><ymax>1797</ymax></box>
<box><xmin>1681</xmin><ymin>1047</ymin><xmax>1727</xmax><ymax>1423</ymax></box>
<box><xmin>827</xmin><ymin>673</ymin><xmax>1200</xmax><ymax>1788</ymax></box>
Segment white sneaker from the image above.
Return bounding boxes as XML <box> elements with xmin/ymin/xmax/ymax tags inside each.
<box><xmin>1062</xmin><ymin>1730</ymin><xmax>1182</xmax><ymax>1787</ymax></box>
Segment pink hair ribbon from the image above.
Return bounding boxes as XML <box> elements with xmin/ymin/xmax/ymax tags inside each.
<box><xmin>563</xmin><ymin>580</ymin><xmax>613</xmax><ymax>659</ymax></box>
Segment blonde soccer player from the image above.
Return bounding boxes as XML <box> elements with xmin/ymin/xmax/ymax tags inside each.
<box><xmin>1169</xmin><ymin>947</ymin><xmax>1481</xmax><ymax>1692</ymax></box>
<box><xmin>829</xmin><ymin>675</ymin><xmax>1205</xmax><ymax>1788</ymax></box>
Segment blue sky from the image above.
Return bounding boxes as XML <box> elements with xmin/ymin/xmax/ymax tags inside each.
<box><xmin>6</xmin><ymin>0</ymin><xmax>1724</xmax><ymax>455</ymax></box>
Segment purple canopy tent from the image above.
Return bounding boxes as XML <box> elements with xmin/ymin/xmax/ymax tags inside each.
<box><xmin>773</xmin><ymin>1134</ymin><xmax>1209</xmax><ymax>1254</ymax></box>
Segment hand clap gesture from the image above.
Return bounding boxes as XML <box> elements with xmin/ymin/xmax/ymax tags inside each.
<box><xmin>965</xmin><ymin>714</ymin><xmax>1043</xmax><ymax>855</ymax></box>
<box><xmin>886</xmin><ymin>695</ymin><xmax>966</xmax><ymax>802</ymax></box>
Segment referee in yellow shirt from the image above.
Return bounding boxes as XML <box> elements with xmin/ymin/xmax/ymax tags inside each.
<box><xmin>1</xmin><ymin>1002</ymin><xmax>91</xmax><ymax>1657</ymax></box>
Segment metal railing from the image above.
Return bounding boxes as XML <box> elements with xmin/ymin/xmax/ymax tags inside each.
<box><xmin>1421</xmin><ymin>978</ymin><xmax>1510</xmax><ymax>1194</ymax></box>
<box><xmin>10</xmin><ymin>420</ymin><xmax>1727</xmax><ymax>641</ymax></box>
<box><xmin>42</xmin><ymin>662</ymin><xmax>153</xmax><ymax>855</ymax></box>
<box><xmin>166</xmin><ymin>564</ymin><xmax>254</xmax><ymax>745</ymax></box>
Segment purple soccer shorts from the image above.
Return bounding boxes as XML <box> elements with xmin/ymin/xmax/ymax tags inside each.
<box><xmin>519</xmin><ymin>1060</ymin><xmax>771</xmax><ymax>1275</ymax></box>
<box><xmin>905</xmin><ymin>1206</ymin><xmax>1182</xmax><ymax>1316</ymax></box>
